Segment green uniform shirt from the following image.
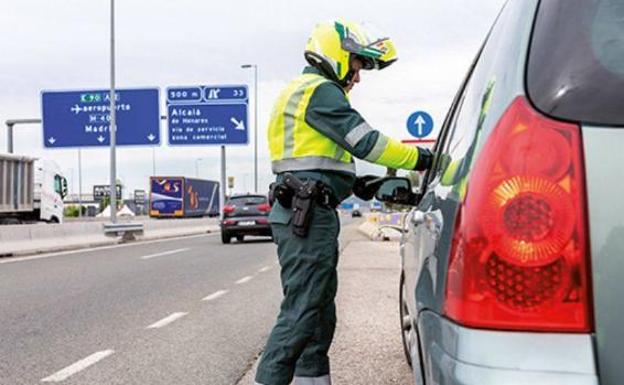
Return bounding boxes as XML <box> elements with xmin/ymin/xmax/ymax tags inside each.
<box><xmin>283</xmin><ymin>67</ymin><xmax>378</xmax><ymax>201</ymax></box>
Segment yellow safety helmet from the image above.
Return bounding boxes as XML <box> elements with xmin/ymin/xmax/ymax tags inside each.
<box><xmin>305</xmin><ymin>20</ymin><xmax>398</xmax><ymax>86</ymax></box>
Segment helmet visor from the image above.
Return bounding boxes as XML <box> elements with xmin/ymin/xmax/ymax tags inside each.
<box><xmin>336</xmin><ymin>21</ymin><xmax>396</xmax><ymax>70</ymax></box>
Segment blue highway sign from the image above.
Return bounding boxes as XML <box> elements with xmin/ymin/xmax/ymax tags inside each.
<box><xmin>406</xmin><ymin>111</ymin><xmax>434</xmax><ymax>138</ymax></box>
<box><xmin>41</xmin><ymin>88</ymin><xmax>160</xmax><ymax>148</ymax></box>
<box><xmin>167</xmin><ymin>85</ymin><xmax>248</xmax><ymax>146</ymax></box>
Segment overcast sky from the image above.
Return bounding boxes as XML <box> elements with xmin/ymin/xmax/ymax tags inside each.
<box><xmin>0</xmin><ymin>0</ymin><xmax>506</xmax><ymax>197</ymax></box>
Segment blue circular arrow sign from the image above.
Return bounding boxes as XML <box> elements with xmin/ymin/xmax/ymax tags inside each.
<box><xmin>406</xmin><ymin>111</ymin><xmax>434</xmax><ymax>138</ymax></box>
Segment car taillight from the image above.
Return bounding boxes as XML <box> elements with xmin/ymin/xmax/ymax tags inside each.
<box><xmin>223</xmin><ymin>205</ymin><xmax>235</xmax><ymax>214</ymax></box>
<box><xmin>444</xmin><ymin>96</ymin><xmax>592</xmax><ymax>332</ymax></box>
<box><xmin>257</xmin><ymin>218</ymin><xmax>269</xmax><ymax>225</ymax></box>
<box><xmin>257</xmin><ymin>203</ymin><xmax>271</xmax><ymax>213</ymax></box>
<box><xmin>222</xmin><ymin>219</ymin><xmax>235</xmax><ymax>226</ymax></box>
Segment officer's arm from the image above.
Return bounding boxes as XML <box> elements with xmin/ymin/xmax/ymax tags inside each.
<box><xmin>305</xmin><ymin>82</ymin><xmax>431</xmax><ymax>171</ymax></box>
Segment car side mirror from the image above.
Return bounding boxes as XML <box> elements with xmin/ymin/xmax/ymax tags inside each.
<box><xmin>374</xmin><ymin>177</ymin><xmax>415</xmax><ymax>205</ymax></box>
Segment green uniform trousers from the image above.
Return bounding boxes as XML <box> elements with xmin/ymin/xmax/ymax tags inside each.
<box><xmin>255</xmin><ymin>201</ymin><xmax>340</xmax><ymax>385</ymax></box>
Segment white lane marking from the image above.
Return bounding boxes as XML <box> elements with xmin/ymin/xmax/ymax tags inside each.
<box><xmin>0</xmin><ymin>233</ymin><xmax>217</xmax><ymax>265</ymax></box>
<box><xmin>140</xmin><ymin>248</ymin><xmax>190</xmax><ymax>260</ymax></box>
<box><xmin>40</xmin><ymin>349</ymin><xmax>114</xmax><ymax>382</ymax></box>
<box><xmin>202</xmin><ymin>289</ymin><xmax>228</xmax><ymax>301</ymax></box>
<box><xmin>146</xmin><ymin>312</ymin><xmax>189</xmax><ymax>329</ymax></box>
<box><xmin>258</xmin><ymin>266</ymin><xmax>271</xmax><ymax>273</ymax></box>
<box><xmin>235</xmin><ymin>275</ymin><xmax>254</xmax><ymax>284</ymax></box>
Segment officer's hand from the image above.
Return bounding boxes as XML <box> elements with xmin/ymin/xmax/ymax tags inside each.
<box><xmin>414</xmin><ymin>147</ymin><xmax>434</xmax><ymax>171</ymax></box>
<box><xmin>353</xmin><ymin>175</ymin><xmax>384</xmax><ymax>201</ymax></box>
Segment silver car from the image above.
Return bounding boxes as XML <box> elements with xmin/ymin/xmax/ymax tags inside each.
<box><xmin>375</xmin><ymin>0</ymin><xmax>624</xmax><ymax>384</ymax></box>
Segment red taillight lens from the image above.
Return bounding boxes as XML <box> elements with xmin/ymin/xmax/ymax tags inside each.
<box><xmin>257</xmin><ymin>218</ymin><xmax>269</xmax><ymax>225</ymax></box>
<box><xmin>257</xmin><ymin>203</ymin><xmax>271</xmax><ymax>213</ymax></box>
<box><xmin>222</xmin><ymin>219</ymin><xmax>235</xmax><ymax>226</ymax></box>
<box><xmin>223</xmin><ymin>205</ymin><xmax>235</xmax><ymax>214</ymax></box>
<box><xmin>444</xmin><ymin>96</ymin><xmax>592</xmax><ymax>332</ymax></box>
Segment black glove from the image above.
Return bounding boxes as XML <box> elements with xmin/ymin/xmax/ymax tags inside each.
<box><xmin>414</xmin><ymin>147</ymin><xmax>434</xmax><ymax>171</ymax></box>
<box><xmin>352</xmin><ymin>175</ymin><xmax>385</xmax><ymax>201</ymax></box>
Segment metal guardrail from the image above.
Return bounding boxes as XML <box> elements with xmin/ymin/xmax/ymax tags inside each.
<box><xmin>103</xmin><ymin>222</ymin><xmax>144</xmax><ymax>241</ymax></box>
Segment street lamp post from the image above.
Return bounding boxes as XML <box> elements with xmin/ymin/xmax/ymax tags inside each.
<box><xmin>109</xmin><ymin>0</ymin><xmax>118</xmax><ymax>223</ymax></box>
<box><xmin>241</xmin><ymin>64</ymin><xmax>258</xmax><ymax>193</ymax></box>
<box><xmin>68</xmin><ymin>168</ymin><xmax>75</xmax><ymax>195</ymax></box>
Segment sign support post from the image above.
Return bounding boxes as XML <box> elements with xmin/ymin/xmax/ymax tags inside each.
<box><xmin>4</xmin><ymin>119</ymin><xmax>41</xmax><ymax>154</ymax></box>
<box><xmin>7</xmin><ymin>122</ymin><xmax>13</xmax><ymax>154</ymax></box>
<box><xmin>101</xmin><ymin>0</ymin><xmax>142</xmax><ymax>241</ymax></box>
<box><xmin>78</xmin><ymin>148</ymin><xmax>83</xmax><ymax>217</ymax></box>
<box><xmin>151</xmin><ymin>147</ymin><xmax>156</xmax><ymax>176</ymax></box>
<box><xmin>220</xmin><ymin>145</ymin><xmax>226</xmax><ymax>221</ymax></box>
<box><xmin>109</xmin><ymin>0</ymin><xmax>117</xmax><ymax>224</ymax></box>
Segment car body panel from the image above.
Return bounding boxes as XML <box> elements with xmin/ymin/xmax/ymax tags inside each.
<box><xmin>582</xmin><ymin>125</ymin><xmax>624</xmax><ymax>385</ymax></box>
<box><xmin>395</xmin><ymin>0</ymin><xmax>608</xmax><ymax>383</ymax></box>
<box><xmin>399</xmin><ymin>0</ymin><xmax>624</xmax><ymax>383</ymax></box>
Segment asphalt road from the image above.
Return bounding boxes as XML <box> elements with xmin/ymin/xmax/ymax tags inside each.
<box><xmin>0</xmin><ymin>215</ymin><xmax>361</xmax><ymax>385</ymax></box>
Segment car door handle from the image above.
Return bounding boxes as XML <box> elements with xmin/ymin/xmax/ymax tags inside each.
<box><xmin>411</xmin><ymin>211</ymin><xmax>425</xmax><ymax>226</ymax></box>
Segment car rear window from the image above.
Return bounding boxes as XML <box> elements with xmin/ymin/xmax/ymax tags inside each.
<box><xmin>227</xmin><ymin>196</ymin><xmax>266</xmax><ymax>205</ymax></box>
<box><xmin>527</xmin><ymin>0</ymin><xmax>624</xmax><ymax>126</ymax></box>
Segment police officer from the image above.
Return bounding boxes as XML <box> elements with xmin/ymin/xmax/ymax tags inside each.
<box><xmin>255</xmin><ymin>20</ymin><xmax>433</xmax><ymax>385</ymax></box>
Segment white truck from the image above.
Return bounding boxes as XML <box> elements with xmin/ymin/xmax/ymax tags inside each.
<box><xmin>0</xmin><ymin>153</ymin><xmax>67</xmax><ymax>225</ymax></box>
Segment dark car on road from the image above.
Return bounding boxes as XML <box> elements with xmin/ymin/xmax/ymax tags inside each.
<box><xmin>373</xmin><ymin>1</ymin><xmax>624</xmax><ymax>384</ymax></box>
<box><xmin>220</xmin><ymin>194</ymin><xmax>272</xmax><ymax>244</ymax></box>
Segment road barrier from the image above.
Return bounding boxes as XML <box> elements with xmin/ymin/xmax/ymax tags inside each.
<box><xmin>0</xmin><ymin>218</ymin><xmax>218</xmax><ymax>257</ymax></box>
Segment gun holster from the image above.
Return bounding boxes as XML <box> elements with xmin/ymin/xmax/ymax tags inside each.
<box><xmin>269</xmin><ymin>173</ymin><xmax>322</xmax><ymax>238</ymax></box>
<box><xmin>269</xmin><ymin>182</ymin><xmax>294</xmax><ymax>209</ymax></box>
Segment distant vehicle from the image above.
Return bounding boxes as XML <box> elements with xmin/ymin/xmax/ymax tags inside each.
<box><xmin>351</xmin><ymin>209</ymin><xmax>362</xmax><ymax>218</ymax></box>
<box><xmin>369</xmin><ymin>200</ymin><xmax>382</xmax><ymax>212</ymax></box>
<box><xmin>149</xmin><ymin>177</ymin><xmax>219</xmax><ymax>218</ymax></box>
<box><xmin>376</xmin><ymin>1</ymin><xmax>623</xmax><ymax>384</ymax></box>
<box><xmin>0</xmin><ymin>153</ymin><xmax>67</xmax><ymax>225</ymax></box>
<box><xmin>220</xmin><ymin>194</ymin><xmax>271</xmax><ymax>244</ymax></box>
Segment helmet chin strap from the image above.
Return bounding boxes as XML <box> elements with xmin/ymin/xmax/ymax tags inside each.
<box><xmin>340</xmin><ymin>70</ymin><xmax>355</xmax><ymax>88</ymax></box>
<box><xmin>339</xmin><ymin>54</ymin><xmax>360</xmax><ymax>88</ymax></box>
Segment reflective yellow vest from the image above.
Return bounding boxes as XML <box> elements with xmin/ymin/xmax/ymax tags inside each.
<box><xmin>268</xmin><ymin>73</ymin><xmax>355</xmax><ymax>174</ymax></box>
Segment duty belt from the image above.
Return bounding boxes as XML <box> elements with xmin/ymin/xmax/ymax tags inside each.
<box><xmin>270</xmin><ymin>175</ymin><xmax>339</xmax><ymax>209</ymax></box>
<box><xmin>314</xmin><ymin>184</ymin><xmax>339</xmax><ymax>209</ymax></box>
